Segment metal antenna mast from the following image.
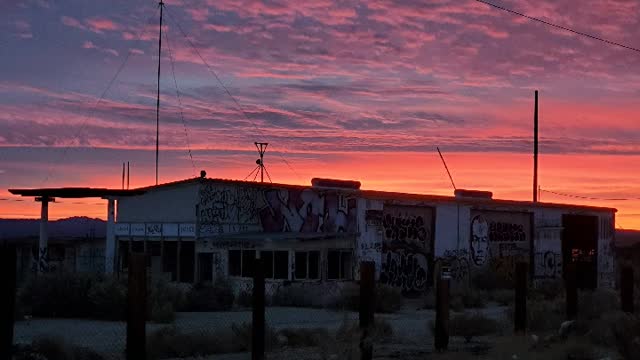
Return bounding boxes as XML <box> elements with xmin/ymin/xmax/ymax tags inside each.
<box><xmin>155</xmin><ymin>0</ymin><xmax>164</xmax><ymax>185</ymax></box>
<box><xmin>245</xmin><ymin>143</ymin><xmax>272</xmax><ymax>183</ymax></box>
<box><xmin>437</xmin><ymin>147</ymin><xmax>457</xmax><ymax>190</ymax></box>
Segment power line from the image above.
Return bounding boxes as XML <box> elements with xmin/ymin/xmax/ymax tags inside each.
<box><xmin>474</xmin><ymin>0</ymin><xmax>640</xmax><ymax>54</ymax></box>
<box><xmin>40</xmin><ymin>8</ymin><xmax>161</xmax><ymax>187</ymax></box>
<box><xmin>164</xmin><ymin>24</ymin><xmax>197</xmax><ymax>177</ymax></box>
<box><xmin>540</xmin><ymin>189</ymin><xmax>640</xmax><ymax>201</ymax></box>
<box><xmin>163</xmin><ymin>8</ymin><xmax>304</xmax><ymax>183</ymax></box>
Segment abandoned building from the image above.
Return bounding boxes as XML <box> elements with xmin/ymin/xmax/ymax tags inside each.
<box><xmin>9</xmin><ymin>177</ymin><xmax>617</xmax><ymax>296</ymax></box>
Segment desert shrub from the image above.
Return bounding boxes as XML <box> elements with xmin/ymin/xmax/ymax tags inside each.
<box><xmin>19</xmin><ymin>273</ymin><xmax>97</xmax><ymax>318</ymax></box>
<box><xmin>87</xmin><ymin>277</ymin><xmax>127</xmax><ymax>321</ymax></box>
<box><xmin>563</xmin><ymin>342</ymin><xmax>603</xmax><ymax>360</ymax></box>
<box><xmin>336</xmin><ymin>317</ymin><xmax>393</xmax><ymax>343</ymax></box>
<box><xmin>183</xmin><ymin>279</ymin><xmax>234</xmax><ymax>312</ymax></box>
<box><xmin>472</xmin><ymin>267</ymin><xmax>513</xmax><ymax>291</ymax></box>
<box><xmin>236</xmin><ymin>289</ymin><xmax>252</xmax><ymax>308</ymax></box>
<box><xmin>577</xmin><ymin>289</ymin><xmax>619</xmax><ymax>321</ymax></box>
<box><xmin>489</xmin><ymin>289</ymin><xmax>514</xmax><ymax>306</ymax></box>
<box><xmin>423</xmin><ymin>291</ymin><xmax>436</xmax><ymax>309</ymax></box>
<box><xmin>270</xmin><ymin>286</ymin><xmax>320</xmax><ymax>308</ymax></box>
<box><xmin>450</xmin><ymin>312</ymin><xmax>499</xmax><ymax>342</ymax></box>
<box><xmin>530</xmin><ymin>279</ymin><xmax>565</xmax><ymax>301</ymax></box>
<box><xmin>150</xmin><ymin>301</ymin><xmax>175</xmax><ymax>324</ymax></box>
<box><xmin>326</xmin><ymin>283</ymin><xmax>360</xmax><ymax>311</ymax></box>
<box><xmin>147</xmin><ymin>323</ymin><xmax>279</xmax><ymax>359</ymax></box>
<box><xmin>150</xmin><ymin>280</ymin><xmax>187</xmax><ymax>311</ymax></box>
<box><xmin>450</xmin><ymin>295</ymin><xmax>465</xmax><ymax>312</ymax></box>
<box><xmin>450</xmin><ymin>288</ymin><xmax>487</xmax><ymax>310</ymax></box>
<box><xmin>14</xmin><ymin>337</ymin><xmax>105</xmax><ymax>360</ymax></box>
<box><xmin>574</xmin><ymin>310</ymin><xmax>640</xmax><ymax>360</ymax></box>
<box><xmin>518</xmin><ymin>298</ymin><xmax>564</xmax><ymax>332</ymax></box>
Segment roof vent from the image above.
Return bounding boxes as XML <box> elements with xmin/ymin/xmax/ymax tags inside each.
<box><xmin>311</xmin><ymin>178</ymin><xmax>361</xmax><ymax>190</ymax></box>
<box><xmin>454</xmin><ymin>189</ymin><xmax>493</xmax><ymax>200</ymax></box>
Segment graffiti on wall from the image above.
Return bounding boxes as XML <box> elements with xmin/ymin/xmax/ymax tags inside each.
<box><xmin>534</xmin><ymin>251</ymin><xmax>562</xmax><ymax>279</ymax></box>
<box><xmin>436</xmin><ymin>249</ymin><xmax>470</xmax><ymax>285</ymax></box>
<box><xmin>198</xmin><ymin>183</ymin><xmax>357</xmax><ymax>236</ymax></box>
<box><xmin>31</xmin><ymin>247</ymin><xmax>50</xmax><ymax>273</ymax></box>
<box><xmin>470</xmin><ymin>211</ymin><xmax>531</xmax><ymax>283</ymax></box>
<box><xmin>380</xmin><ymin>206</ymin><xmax>433</xmax><ymax>293</ymax></box>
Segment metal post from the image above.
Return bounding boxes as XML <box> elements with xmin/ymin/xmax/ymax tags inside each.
<box><xmin>36</xmin><ymin>196</ymin><xmax>51</xmax><ymax>273</ymax></box>
<box><xmin>515</xmin><ymin>262</ymin><xmax>528</xmax><ymax>333</ymax></box>
<box><xmin>621</xmin><ymin>266</ymin><xmax>634</xmax><ymax>314</ymax></box>
<box><xmin>105</xmin><ymin>198</ymin><xmax>116</xmax><ymax>274</ymax></box>
<box><xmin>565</xmin><ymin>262</ymin><xmax>578</xmax><ymax>320</ymax></box>
<box><xmin>0</xmin><ymin>244</ymin><xmax>17</xmax><ymax>360</ymax></box>
<box><xmin>126</xmin><ymin>253</ymin><xmax>147</xmax><ymax>360</ymax></box>
<box><xmin>155</xmin><ymin>1</ymin><xmax>164</xmax><ymax>186</ymax></box>
<box><xmin>435</xmin><ymin>274</ymin><xmax>450</xmax><ymax>351</ymax></box>
<box><xmin>252</xmin><ymin>257</ymin><xmax>265</xmax><ymax>360</ymax></box>
<box><xmin>533</xmin><ymin>90</ymin><xmax>539</xmax><ymax>202</ymax></box>
<box><xmin>359</xmin><ymin>261</ymin><xmax>375</xmax><ymax>360</ymax></box>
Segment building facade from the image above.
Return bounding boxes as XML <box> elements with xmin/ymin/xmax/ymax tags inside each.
<box><xmin>112</xmin><ymin>177</ymin><xmax>617</xmax><ymax>297</ymax></box>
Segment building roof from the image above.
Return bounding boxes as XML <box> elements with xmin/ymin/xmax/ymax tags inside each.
<box><xmin>8</xmin><ymin>187</ymin><xmax>145</xmax><ymax>198</ymax></box>
<box><xmin>132</xmin><ymin>177</ymin><xmax>617</xmax><ymax>213</ymax></box>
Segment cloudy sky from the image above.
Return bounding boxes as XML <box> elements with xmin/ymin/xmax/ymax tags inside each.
<box><xmin>2</xmin><ymin>0</ymin><xmax>640</xmax><ymax>227</ymax></box>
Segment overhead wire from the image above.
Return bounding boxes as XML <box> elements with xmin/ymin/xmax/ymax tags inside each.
<box><xmin>164</xmin><ymin>24</ymin><xmax>197</xmax><ymax>177</ymax></box>
<box><xmin>40</xmin><ymin>7</ymin><xmax>161</xmax><ymax>187</ymax></box>
<box><xmin>540</xmin><ymin>189</ymin><xmax>640</xmax><ymax>201</ymax></box>
<box><xmin>163</xmin><ymin>8</ymin><xmax>304</xmax><ymax>183</ymax></box>
<box><xmin>474</xmin><ymin>0</ymin><xmax>640</xmax><ymax>54</ymax></box>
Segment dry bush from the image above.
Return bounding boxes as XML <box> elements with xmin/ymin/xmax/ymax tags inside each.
<box><xmin>423</xmin><ymin>291</ymin><xmax>436</xmax><ymax>309</ymax></box>
<box><xmin>488</xmin><ymin>289</ymin><xmax>514</xmax><ymax>306</ymax></box>
<box><xmin>450</xmin><ymin>311</ymin><xmax>499</xmax><ymax>343</ymax></box>
<box><xmin>325</xmin><ymin>283</ymin><xmax>404</xmax><ymax>313</ymax></box>
<box><xmin>13</xmin><ymin>336</ymin><xmax>104</xmax><ymax>360</ymax></box>
<box><xmin>278</xmin><ymin>327</ymin><xmax>331</xmax><ymax>347</ymax></box>
<box><xmin>183</xmin><ymin>278</ymin><xmax>234</xmax><ymax>312</ymax></box>
<box><xmin>530</xmin><ymin>279</ymin><xmax>565</xmax><ymax>301</ymax></box>
<box><xmin>270</xmin><ymin>285</ymin><xmax>323</xmax><ymax>308</ymax></box>
<box><xmin>235</xmin><ymin>288</ymin><xmax>253</xmax><ymax>308</ymax></box>
<box><xmin>506</xmin><ymin>298</ymin><xmax>564</xmax><ymax>332</ymax></box>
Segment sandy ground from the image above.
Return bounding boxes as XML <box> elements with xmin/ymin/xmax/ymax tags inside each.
<box><xmin>14</xmin><ymin>304</ymin><xmax>510</xmax><ymax>360</ymax></box>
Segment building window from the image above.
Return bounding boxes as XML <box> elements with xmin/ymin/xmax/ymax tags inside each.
<box><xmin>260</xmin><ymin>250</ymin><xmax>290</xmax><ymax>280</ymax></box>
<box><xmin>229</xmin><ymin>249</ymin><xmax>255</xmax><ymax>277</ymax></box>
<box><xmin>327</xmin><ymin>250</ymin><xmax>353</xmax><ymax>280</ymax></box>
<box><xmin>295</xmin><ymin>251</ymin><xmax>320</xmax><ymax>280</ymax></box>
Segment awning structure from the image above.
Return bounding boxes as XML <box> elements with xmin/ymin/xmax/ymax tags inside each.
<box><xmin>7</xmin><ymin>187</ymin><xmax>146</xmax><ymax>274</ymax></box>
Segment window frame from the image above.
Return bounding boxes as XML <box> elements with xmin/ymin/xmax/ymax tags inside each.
<box><xmin>327</xmin><ymin>249</ymin><xmax>353</xmax><ymax>281</ymax></box>
<box><xmin>294</xmin><ymin>250</ymin><xmax>321</xmax><ymax>281</ymax></box>
<box><xmin>259</xmin><ymin>250</ymin><xmax>291</xmax><ymax>281</ymax></box>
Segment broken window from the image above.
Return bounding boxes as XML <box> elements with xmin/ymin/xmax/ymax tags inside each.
<box><xmin>327</xmin><ymin>250</ymin><xmax>353</xmax><ymax>280</ymax></box>
<box><xmin>260</xmin><ymin>250</ymin><xmax>290</xmax><ymax>280</ymax></box>
<box><xmin>228</xmin><ymin>250</ymin><xmax>241</xmax><ymax>276</ymax></box>
<box><xmin>228</xmin><ymin>249</ymin><xmax>256</xmax><ymax>278</ymax></box>
<box><xmin>295</xmin><ymin>251</ymin><xmax>321</xmax><ymax>280</ymax></box>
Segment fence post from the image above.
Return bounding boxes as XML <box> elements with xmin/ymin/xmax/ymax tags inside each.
<box><xmin>621</xmin><ymin>266</ymin><xmax>634</xmax><ymax>314</ymax></box>
<box><xmin>359</xmin><ymin>261</ymin><xmax>375</xmax><ymax>360</ymax></box>
<box><xmin>126</xmin><ymin>253</ymin><xmax>147</xmax><ymax>360</ymax></box>
<box><xmin>565</xmin><ymin>262</ymin><xmax>578</xmax><ymax>320</ymax></box>
<box><xmin>1</xmin><ymin>244</ymin><xmax>17</xmax><ymax>360</ymax></box>
<box><xmin>252</xmin><ymin>257</ymin><xmax>265</xmax><ymax>360</ymax></box>
<box><xmin>514</xmin><ymin>262</ymin><xmax>528</xmax><ymax>333</ymax></box>
<box><xmin>435</xmin><ymin>270</ymin><xmax>450</xmax><ymax>351</ymax></box>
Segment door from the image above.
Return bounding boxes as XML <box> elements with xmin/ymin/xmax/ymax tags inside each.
<box><xmin>562</xmin><ymin>214</ymin><xmax>598</xmax><ymax>289</ymax></box>
<box><xmin>198</xmin><ymin>252</ymin><xmax>213</xmax><ymax>283</ymax></box>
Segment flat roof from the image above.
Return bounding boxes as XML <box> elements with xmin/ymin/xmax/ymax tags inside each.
<box><xmin>135</xmin><ymin>177</ymin><xmax>617</xmax><ymax>213</ymax></box>
<box><xmin>8</xmin><ymin>187</ymin><xmax>146</xmax><ymax>198</ymax></box>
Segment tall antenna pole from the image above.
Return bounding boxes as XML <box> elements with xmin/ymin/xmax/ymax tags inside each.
<box><xmin>533</xmin><ymin>90</ymin><xmax>539</xmax><ymax>202</ymax></box>
<box><xmin>155</xmin><ymin>0</ymin><xmax>164</xmax><ymax>185</ymax></box>
<box><xmin>255</xmin><ymin>142</ymin><xmax>269</xmax><ymax>183</ymax></box>
<box><xmin>127</xmin><ymin>161</ymin><xmax>130</xmax><ymax>190</ymax></box>
<box><xmin>437</xmin><ymin>147</ymin><xmax>457</xmax><ymax>190</ymax></box>
<box><xmin>122</xmin><ymin>162</ymin><xmax>125</xmax><ymax>190</ymax></box>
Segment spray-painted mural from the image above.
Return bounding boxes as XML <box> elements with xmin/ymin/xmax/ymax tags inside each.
<box><xmin>470</xmin><ymin>210</ymin><xmax>531</xmax><ymax>283</ymax></box>
<box><xmin>198</xmin><ymin>182</ymin><xmax>357</xmax><ymax>236</ymax></box>
<box><xmin>379</xmin><ymin>205</ymin><xmax>434</xmax><ymax>294</ymax></box>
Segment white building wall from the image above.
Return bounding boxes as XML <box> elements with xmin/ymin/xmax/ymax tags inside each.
<box><xmin>356</xmin><ymin>198</ymin><xmax>384</xmax><ymax>279</ymax></box>
<box><xmin>117</xmin><ymin>182</ymin><xmax>199</xmax><ymax>223</ymax></box>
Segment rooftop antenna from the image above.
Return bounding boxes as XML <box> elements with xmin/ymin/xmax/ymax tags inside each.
<box><xmin>533</xmin><ymin>90</ymin><xmax>539</xmax><ymax>202</ymax></box>
<box><xmin>437</xmin><ymin>147</ymin><xmax>457</xmax><ymax>190</ymax></box>
<box><xmin>154</xmin><ymin>0</ymin><xmax>165</xmax><ymax>185</ymax></box>
<box><xmin>244</xmin><ymin>142</ymin><xmax>272</xmax><ymax>183</ymax></box>
<box><xmin>127</xmin><ymin>161</ymin><xmax>130</xmax><ymax>190</ymax></box>
<box><xmin>121</xmin><ymin>162</ymin><xmax>125</xmax><ymax>190</ymax></box>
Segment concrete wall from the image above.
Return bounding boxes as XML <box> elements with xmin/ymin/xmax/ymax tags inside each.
<box><xmin>117</xmin><ymin>182</ymin><xmax>199</xmax><ymax>223</ymax></box>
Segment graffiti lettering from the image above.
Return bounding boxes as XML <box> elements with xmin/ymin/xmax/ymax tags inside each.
<box><xmin>489</xmin><ymin>222</ymin><xmax>526</xmax><ymax>242</ymax></box>
<box><xmin>534</xmin><ymin>251</ymin><xmax>562</xmax><ymax>279</ymax></box>
<box><xmin>379</xmin><ymin>251</ymin><xmax>428</xmax><ymax>293</ymax></box>
<box><xmin>383</xmin><ymin>214</ymin><xmax>429</xmax><ymax>245</ymax></box>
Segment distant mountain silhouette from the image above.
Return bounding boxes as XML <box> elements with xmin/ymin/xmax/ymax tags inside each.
<box><xmin>0</xmin><ymin>216</ymin><xmax>106</xmax><ymax>240</ymax></box>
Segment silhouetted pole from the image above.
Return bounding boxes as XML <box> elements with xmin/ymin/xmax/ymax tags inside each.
<box><xmin>126</xmin><ymin>253</ymin><xmax>146</xmax><ymax>360</ymax></box>
<box><xmin>565</xmin><ymin>262</ymin><xmax>578</xmax><ymax>320</ymax></box>
<box><xmin>621</xmin><ymin>266</ymin><xmax>634</xmax><ymax>314</ymax></box>
<box><xmin>252</xmin><ymin>257</ymin><xmax>265</xmax><ymax>360</ymax></box>
<box><xmin>533</xmin><ymin>90</ymin><xmax>539</xmax><ymax>202</ymax></box>
<box><xmin>359</xmin><ymin>262</ymin><xmax>375</xmax><ymax>360</ymax></box>
<box><xmin>0</xmin><ymin>244</ymin><xmax>17</xmax><ymax>360</ymax></box>
<box><xmin>435</xmin><ymin>270</ymin><xmax>450</xmax><ymax>351</ymax></box>
<box><xmin>514</xmin><ymin>262</ymin><xmax>528</xmax><ymax>333</ymax></box>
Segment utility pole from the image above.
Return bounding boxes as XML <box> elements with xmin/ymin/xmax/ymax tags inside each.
<box><xmin>155</xmin><ymin>0</ymin><xmax>164</xmax><ymax>185</ymax></box>
<box><xmin>533</xmin><ymin>90</ymin><xmax>539</xmax><ymax>202</ymax></box>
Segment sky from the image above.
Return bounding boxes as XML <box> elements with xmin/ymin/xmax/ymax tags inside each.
<box><xmin>2</xmin><ymin>0</ymin><xmax>640</xmax><ymax>227</ymax></box>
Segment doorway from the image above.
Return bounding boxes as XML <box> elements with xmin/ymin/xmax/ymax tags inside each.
<box><xmin>198</xmin><ymin>253</ymin><xmax>213</xmax><ymax>283</ymax></box>
<box><xmin>562</xmin><ymin>214</ymin><xmax>598</xmax><ymax>289</ymax></box>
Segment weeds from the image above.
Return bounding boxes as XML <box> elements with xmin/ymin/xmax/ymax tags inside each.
<box><xmin>450</xmin><ymin>312</ymin><xmax>499</xmax><ymax>343</ymax></box>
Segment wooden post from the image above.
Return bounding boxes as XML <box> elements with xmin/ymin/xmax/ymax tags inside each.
<box><xmin>359</xmin><ymin>262</ymin><xmax>375</xmax><ymax>360</ymax></box>
<box><xmin>126</xmin><ymin>253</ymin><xmax>146</xmax><ymax>360</ymax></box>
<box><xmin>565</xmin><ymin>262</ymin><xmax>578</xmax><ymax>320</ymax></box>
<box><xmin>435</xmin><ymin>275</ymin><xmax>450</xmax><ymax>351</ymax></box>
<box><xmin>515</xmin><ymin>262</ymin><xmax>528</xmax><ymax>333</ymax></box>
<box><xmin>252</xmin><ymin>257</ymin><xmax>265</xmax><ymax>360</ymax></box>
<box><xmin>1</xmin><ymin>244</ymin><xmax>17</xmax><ymax>360</ymax></box>
<box><xmin>621</xmin><ymin>266</ymin><xmax>634</xmax><ymax>314</ymax></box>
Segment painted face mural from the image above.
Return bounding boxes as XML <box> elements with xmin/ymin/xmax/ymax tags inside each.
<box><xmin>471</xmin><ymin>215</ymin><xmax>489</xmax><ymax>266</ymax></box>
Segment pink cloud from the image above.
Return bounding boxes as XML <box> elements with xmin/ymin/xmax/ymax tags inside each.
<box><xmin>61</xmin><ymin>16</ymin><xmax>87</xmax><ymax>31</ymax></box>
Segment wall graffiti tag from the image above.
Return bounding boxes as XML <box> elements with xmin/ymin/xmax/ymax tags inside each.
<box><xmin>437</xmin><ymin>249</ymin><xmax>470</xmax><ymax>285</ymax></box>
<box><xmin>534</xmin><ymin>251</ymin><xmax>562</xmax><ymax>279</ymax></box>
<box><xmin>380</xmin><ymin>206</ymin><xmax>433</xmax><ymax>294</ymax></box>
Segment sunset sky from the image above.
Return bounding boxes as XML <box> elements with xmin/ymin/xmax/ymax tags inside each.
<box><xmin>2</xmin><ymin>0</ymin><xmax>640</xmax><ymax>228</ymax></box>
